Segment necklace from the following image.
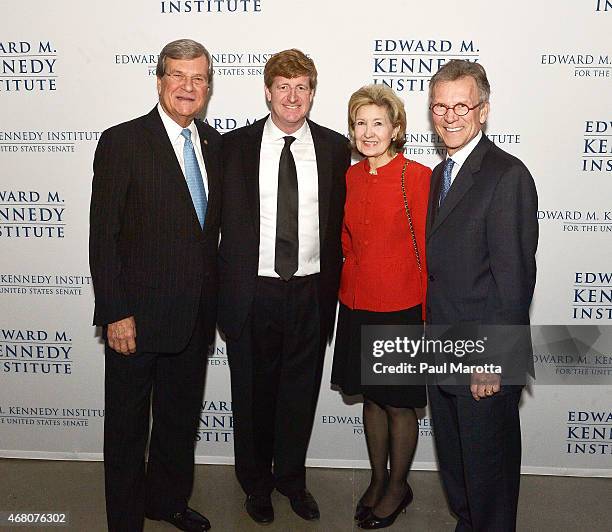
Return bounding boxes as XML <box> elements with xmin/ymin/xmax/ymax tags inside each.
<box><xmin>368</xmin><ymin>152</ymin><xmax>398</xmax><ymax>175</ymax></box>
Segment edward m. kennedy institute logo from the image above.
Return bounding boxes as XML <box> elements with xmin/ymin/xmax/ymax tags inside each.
<box><xmin>372</xmin><ymin>37</ymin><xmax>480</xmax><ymax>92</ymax></box>
<box><xmin>541</xmin><ymin>52</ymin><xmax>611</xmax><ymax>80</ymax></box>
<box><xmin>197</xmin><ymin>399</ymin><xmax>233</xmax><ymax>443</ymax></box>
<box><xmin>572</xmin><ymin>272</ymin><xmax>612</xmax><ymax>320</ymax></box>
<box><xmin>537</xmin><ymin>207</ymin><xmax>612</xmax><ymax>234</ymax></box>
<box><xmin>566</xmin><ymin>410</ymin><xmax>612</xmax><ymax>456</ymax></box>
<box><xmin>0</xmin><ymin>405</ymin><xmax>103</xmax><ymax>429</ymax></box>
<box><xmin>321</xmin><ymin>411</ymin><xmax>433</xmax><ymax>440</ymax></box>
<box><xmin>404</xmin><ymin>130</ymin><xmax>520</xmax><ymax>158</ymax></box>
<box><xmin>0</xmin><ymin>130</ymin><xmax>100</xmax><ymax>154</ymax></box>
<box><xmin>0</xmin><ymin>190</ymin><xmax>66</xmax><ymax>239</ymax></box>
<box><xmin>0</xmin><ymin>274</ymin><xmax>92</xmax><ymax>297</ymax></box>
<box><xmin>0</xmin><ymin>328</ymin><xmax>74</xmax><ymax>375</ymax></box>
<box><xmin>160</xmin><ymin>0</ymin><xmax>263</xmax><ymax>14</ymax></box>
<box><xmin>115</xmin><ymin>49</ymin><xmax>276</xmax><ymax>79</ymax></box>
<box><xmin>583</xmin><ymin>120</ymin><xmax>612</xmax><ymax>173</ymax></box>
<box><xmin>208</xmin><ymin>343</ymin><xmax>228</xmax><ymax>366</ymax></box>
<box><xmin>0</xmin><ymin>40</ymin><xmax>57</xmax><ymax>92</ymax></box>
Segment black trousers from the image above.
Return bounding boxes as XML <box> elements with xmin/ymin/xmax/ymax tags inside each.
<box><xmin>103</xmin><ymin>307</ymin><xmax>208</xmax><ymax>532</ymax></box>
<box><xmin>227</xmin><ymin>275</ymin><xmax>324</xmax><ymax>496</ymax></box>
<box><xmin>428</xmin><ymin>385</ymin><xmax>522</xmax><ymax>532</ymax></box>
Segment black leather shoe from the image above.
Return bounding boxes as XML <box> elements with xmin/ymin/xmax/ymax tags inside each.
<box><xmin>287</xmin><ymin>489</ymin><xmax>320</xmax><ymax>521</ymax></box>
<box><xmin>358</xmin><ymin>485</ymin><xmax>413</xmax><ymax>529</ymax></box>
<box><xmin>148</xmin><ymin>507</ymin><xmax>211</xmax><ymax>531</ymax></box>
<box><xmin>354</xmin><ymin>499</ymin><xmax>373</xmax><ymax>522</ymax></box>
<box><xmin>245</xmin><ymin>494</ymin><xmax>274</xmax><ymax>524</ymax></box>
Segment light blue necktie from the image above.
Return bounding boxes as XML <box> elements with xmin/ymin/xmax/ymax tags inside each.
<box><xmin>181</xmin><ymin>128</ymin><xmax>207</xmax><ymax>228</ymax></box>
<box><xmin>439</xmin><ymin>157</ymin><xmax>455</xmax><ymax>206</ymax></box>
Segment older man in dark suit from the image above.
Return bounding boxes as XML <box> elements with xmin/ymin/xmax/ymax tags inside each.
<box><xmin>218</xmin><ymin>49</ymin><xmax>350</xmax><ymax>525</ymax></box>
<box><xmin>89</xmin><ymin>39</ymin><xmax>220</xmax><ymax>532</ymax></box>
<box><xmin>425</xmin><ymin>60</ymin><xmax>538</xmax><ymax>531</ymax></box>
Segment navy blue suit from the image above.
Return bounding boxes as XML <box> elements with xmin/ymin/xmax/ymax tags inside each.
<box><xmin>90</xmin><ymin>107</ymin><xmax>221</xmax><ymax>531</ymax></box>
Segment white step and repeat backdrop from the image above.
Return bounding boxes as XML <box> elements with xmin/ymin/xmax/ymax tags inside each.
<box><xmin>1</xmin><ymin>1</ymin><xmax>611</xmax><ymax>477</ymax></box>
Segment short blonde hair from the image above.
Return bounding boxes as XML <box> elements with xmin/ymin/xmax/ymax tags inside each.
<box><xmin>347</xmin><ymin>84</ymin><xmax>406</xmax><ymax>155</ymax></box>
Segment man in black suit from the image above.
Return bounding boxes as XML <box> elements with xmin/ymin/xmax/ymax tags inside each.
<box><xmin>425</xmin><ymin>60</ymin><xmax>538</xmax><ymax>531</ymax></box>
<box><xmin>218</xmin><ymin>49</ymin><xmax>350</xmax><ymax>524</ymax></box>
<box><xmin>89</xmin><ymin>39</ymin><xmax>220</xmax><ymax>532</ymax></box>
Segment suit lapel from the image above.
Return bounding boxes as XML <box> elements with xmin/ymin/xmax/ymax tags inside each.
<box><xmin>195</xmin><ymin>119</ymin><xmax>217</xmax><ymax>236</ymax></box>
<box><xmin>426</xmin><ymin>163</ymin><xmax>442</xmax><ymax>238</ymax></box>
<box><xmin>244</xmin><ymin>118</ymin><xmax>266</xmax><ymax>238</ymax></box>
<box><xmin>429</xmin><ymin>164</ymin><xmax>475</xmax><ymax>237</ymax></box>
<box><xmin>309</xmin><ymin>120</ymin><xmax>332</xmax><ymax>248</ymax></box>
<box><xmin>427</xmin><ymin>135</ymin><xmax>491</xmax><ymax>239</ymax></box>
<box><xmin>195</xmin><ymin>120</ymin><xmax>212</xmax><ymax>178</ymax></box>
<box><xmin>141</xmin><ymin>107</ymin><xmax>202</xmax><ymax>232</ymax></box>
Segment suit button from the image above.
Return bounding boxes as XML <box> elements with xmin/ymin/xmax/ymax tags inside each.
<box><xmin>365</xmin><ymin>219</ymin><xmax>370</xmax><ymax>225</ymax></box>
<box><xmin>428</xmin><ymin>274</ymin><xmax>435</xmax><ymax>282</ymax></box>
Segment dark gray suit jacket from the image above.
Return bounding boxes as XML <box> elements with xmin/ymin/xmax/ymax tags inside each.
<box><xmin>89</xmin><ymin>107</ymin><xmax>222</xmax><ymax>353</ymax></box>
<box><xmin>425</xmin><ymin>134</ymin><xmax>538</xmax><ymax>392</ymax></box>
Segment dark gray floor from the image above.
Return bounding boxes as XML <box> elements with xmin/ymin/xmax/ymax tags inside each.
<box><xmin>1</xmin><ymin>459</ymin><xmax>610</xmax><ymax>531</ymax></box>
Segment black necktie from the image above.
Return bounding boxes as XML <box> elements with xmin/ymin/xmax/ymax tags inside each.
<box><xmin>275</xmin><ymin>136</ymin><xmax>298</xmax><ymax>281</ymax></box>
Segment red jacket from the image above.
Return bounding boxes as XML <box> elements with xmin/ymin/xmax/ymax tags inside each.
<box><xmin>339</xmin><ymin>153</ymin><xmax>431</xmax><ymax>316</ymax></box>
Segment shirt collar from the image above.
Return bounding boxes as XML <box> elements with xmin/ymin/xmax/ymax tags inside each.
<box><xmin>264</xmin><ymin>115</ymin><xmax>310</xmax><ymax>143</ymax></box>
<box><xmin>157</xmin><ymin>102</ymin><xmax>196</xmax><ymax>143</ymax></box>
<box><xmin>446</xmin><ymin>130</ymin><xmax>482</xmax><ymax>167</ymax></box>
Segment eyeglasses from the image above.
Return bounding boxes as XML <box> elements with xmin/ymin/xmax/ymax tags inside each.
<box><xmin>430</xmin><ymin>102</ymin><xmax>482</xmax><ymax>117</ymax></box>
<box><xmin>164</xmin><ymin>71</ymin><xmax>208</xmax><ymax>88</ymax></box>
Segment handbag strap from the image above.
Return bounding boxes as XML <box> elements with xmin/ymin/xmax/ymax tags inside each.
<box><xmin>400</xmin><ymin>160</ymin><xmax>422</xmax><ymax>273</ymax></box>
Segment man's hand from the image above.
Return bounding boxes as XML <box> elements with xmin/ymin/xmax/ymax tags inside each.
<box><xmin>470</xmin><ymin>372</ymin><xmax>501</xmax><ymax>401</ymax></box>
<box><xmin>107</xmin><ymin>316</ymin><xmax>137</xmax><ymax>355</ymax></box>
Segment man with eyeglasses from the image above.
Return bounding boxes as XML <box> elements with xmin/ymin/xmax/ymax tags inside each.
<box><xmin>90</xmin><ymin>39</ymin><xmax>220</xmax><ymax>532</ymax></box>
<box><xmin>425</xmin><ymin>60</ymin><xmax>538</xmax><ymax>531</ymax></box>
<box><xmin>218</xmin><ymin>49</ymin><xmax>350</xmax><ymax>525</ymax></box>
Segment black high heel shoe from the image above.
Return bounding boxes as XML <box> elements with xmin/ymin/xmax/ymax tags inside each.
<box><xmin>357</xmin><ymin>484</ymin><xmax>413</xmax><ymax>529</ymax></box>
<box><xmin>354</xmin><ymin>499</ymin><xmax>373</xmax><ymax>522</ymax></box>
<box><xmin>354</xmin><ymin>476</ymin><xmax>389</xmax><ymax>521</ymax></box>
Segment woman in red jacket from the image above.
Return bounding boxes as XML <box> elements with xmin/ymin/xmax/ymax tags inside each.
<box><xmin>331</xmin><ymin>85</ymin><xmax>431</xmax><ymax>529</ymax></box>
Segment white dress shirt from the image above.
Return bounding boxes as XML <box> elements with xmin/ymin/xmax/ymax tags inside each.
<box><xmin>157</xmin><ymin>103</ymin><xmax>209</xmax><ymax>196</ymax></box>
<box><xmin>258</xmin><ymin>117</ymin><xmax>320</xmax><ymax>277</ymax></box>
<box><xmin>446</xmin><ymin>130</ymin><xmax>482</xmax><ymax>186</ymax></box>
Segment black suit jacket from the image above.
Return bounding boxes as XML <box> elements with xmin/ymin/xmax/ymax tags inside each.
<box><xmin>217</xmin><ymin>116</ymin><xmax>351</xmax><ymax>341</ymax></box>
<box><xmin>89</xmin><ymin>107</ymin><xmax>221</xmax><ymax>353</ymax></box>
<box><xmin>425</xmin><ymin>135</ymin><xmax>538</xmax><ymax>392</ymax></box>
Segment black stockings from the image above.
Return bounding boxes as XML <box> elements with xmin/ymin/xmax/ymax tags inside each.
<box><xmin>361</xmin><ymin>398</ymin><xmax>418</xmax><ymax>517</ymax></box>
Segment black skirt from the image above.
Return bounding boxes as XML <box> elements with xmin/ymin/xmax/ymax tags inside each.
<box><xmin>331</xmin><ymin>303</ymin><xmax>427</xmax><ymax>408</ymax></box>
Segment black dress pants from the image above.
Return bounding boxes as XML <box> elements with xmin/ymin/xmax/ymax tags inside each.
<box><xmin>428</xmin><ymin>384</ymin><xmax>522</xmax><ymax>532</ymax></box>
<box><xmin>103</xmin><ymin>310</ymin><xmax>208</xmax><ymax>532</ymax></box>
<box><xmin>227</xmin><ymin>275</ymin><xmax>324</xmax><ymax>496</ymax></box>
